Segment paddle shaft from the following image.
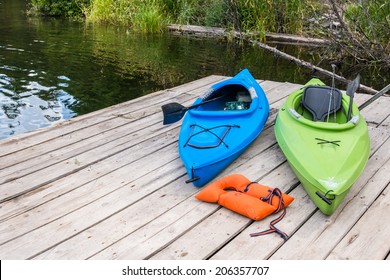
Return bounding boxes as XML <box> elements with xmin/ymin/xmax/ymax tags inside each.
<box><xmin>186</xmin><ymin>95</ymin><xmax>225</xmax><ymax>110</ymax></box>
<box><xmin>162</xmin><ymin>94</ymin><xmax>226</xmax><ymax>125</ymax></box>
<box><xmin>358</xmin><ymin>83</ymin><xmax>390</xmax><ymax>110</ymax></box>
<box><xmin>346</xmin><ymin>75</ymin><xmax>360</xmax><ymax>121</ymax></box>
<box><xmin>347</xmin><ymin>94</ymin><xmax>354</xmax><ymax>121</ymax></box>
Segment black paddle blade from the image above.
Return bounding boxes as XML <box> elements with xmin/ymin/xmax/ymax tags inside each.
<box><xmin>346</xmin><ymin>74</ymin><xmax>361</xmax><ymax>121</ymax></box>
<box><xmin>161</xmin><ymin>95</ymin><xmax>224</xmax><ymax>124</ymax></box>
<box><xmin>161</xmin><ymin>102</ymin><xmax>187</xmax><ymax>125</ymax></box>
<box><xmin>346</xmin><ymin>74</ymin><xmax>360</xmax><ymax>97</ymax></box>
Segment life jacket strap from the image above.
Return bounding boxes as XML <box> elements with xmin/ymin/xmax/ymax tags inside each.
<box><xmin>250</xmin><ymin>188</ymin><xmax>289</xmax><ymax>240</ymax></box>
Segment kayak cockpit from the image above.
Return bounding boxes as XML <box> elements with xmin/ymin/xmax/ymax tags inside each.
<box><xmin>286</xmin><ymin>87</ymin><xmax>360</xmax><ymax>130</ymax></box>
<box><xmin>193</xmin><ymin>84</ymin><xmax>257</xmax><ymax>113</ymax></box>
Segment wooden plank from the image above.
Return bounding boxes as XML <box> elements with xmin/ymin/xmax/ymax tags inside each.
<box><xmin>0</xmin><ymin>127</ymin><xmax>183</xmax><ymax>221</ymax></box>
<box><xmin>0</xmin><ymin>80</ymin><xmax>286</xmax><ymax>220</ymax></box>
<box><xmin>353</xmin><ymin>93</ymin><xmax>374</xmax><ymax>108</ymax></box>
<box><xmin>378</xmin><ymin>112</ymin><xmax>390</xmax><ymax>128</ymax></box>
<box><xmin>207</xmin><ymin>126</ymin><xmax>388</xmax><ymax>260</ymax></box>
<box><xmin>30</xmin><ymin>119</ymin><xmax>279</xmax><ymax>259</ymax></box>
<box><xmin>0</xmin><ymin>129</ymin><xmax>181</xmax><ymax>223</ymax></box>
<box><xmin>37</xmin><ymin>177</ymin><xmax>212</xmax><ymax>260</ymax></box>
<box><xmin>269</xmin><ymin>133</ymin><xmax>390</xmax><ymax>260</ymax></box>
<box><xmin>0</xmin><ymin>76</ymin><xmax>225</xmax><ymax>170</ymax></box>
<box><xmin>1</xmin><ymin>80</ymin><xmax>291</xmax><ymax>259</ymax></box>
<box><xmin>0</xmin><ymin>75</ymin><xmax>226</xmax><ymax>157</ymax></box>
<box><xmin>0</xmin><ymin>79</ymin><xmax>283</xmax><ymax>184</ymax></box>
<box><xmin>210</xmin><ymin>185</ymin><xmax>314</xmax><ymax>260</ymax></box>
<box><xmin>0</xmin><ymin>123</ymin><xmax>181</xmax><ymax>202</ymax></box>
<box><xmin>0</xmin><ymin>144</ymin><xmax>181</xmax><ymax>222</ymax></box>
<box><xmin>150</xmin><ymin>208</ymin><xmax>250</xmax><ymax>260</ymax></box>
<box><xmin>0</xmin><ymin>75</ymin><xmax>388</xmax><ymax>261</ymax></box>
<box><xmin>0</xmin><ymin>154</ymin><xmax>185</xmax><ymax>259</ymax></box>
<box><xmin>327</xmin><ymin>184</ymin><xmax>390</xmax><ymax>260</ymax></box>
<box><xmin>0</xmin><ymin>141</ymin><xmax>182</xmax><ymax>243</ymax></box>
<box><xmin>89</xmin><ymin>150</ymin><xmax>298</xmax><ymax>260</ymax></box>
<box><xmin>29</xmin><ymin>115</ymin><xmax>282</xmax><ymax>260</ymax></box>
<box><xmin>147</xmin><ymin>165</ymin><xmax>305</xmax><ymax>260</ymax></box>
<box><xmin>360</xmin><ymin>96</ymin><xmax>390</xmax><ymax>127</ymax></box>
<box><xmin>0</xmin><ymin>115</ymin><xmax>172</xmax><ymax>184</ymax></box>
<box><xmin>263</xmin><ymin>82</ymin><xmax>301</xmax><ymax>105</ymax></box>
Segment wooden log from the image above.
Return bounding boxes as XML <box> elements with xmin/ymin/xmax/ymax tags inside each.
<box><xmin>167</xmin><ymin>24</ymin><xmax>330</xmax><ymax>46</ymax></box>
<box><xmin>167</xmin><ymin>24</ymin><xmax>378</xmax><ymax>95</ymax></box>
<box><xmin>245</xmin><ymin>38</ymin><xmax>377</xmax><ymax>94</ymax></box>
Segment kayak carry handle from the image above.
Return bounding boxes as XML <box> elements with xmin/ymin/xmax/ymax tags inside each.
<box><xmin>316</xmin><ymin>191</ymin><xmax>333</xmax><ymax>205</ymax></box>
<box><xmin>186</xmin><ymin>176</ymin><xmax>200</xmax><ymax>184</ymax></box>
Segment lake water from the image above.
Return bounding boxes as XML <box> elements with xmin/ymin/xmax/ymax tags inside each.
<box><xmin>0</xmin><ymin>0</ymin><xmax>386</xmax><ymax>140</ymax></box>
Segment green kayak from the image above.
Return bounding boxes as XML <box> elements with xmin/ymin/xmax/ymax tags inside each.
<box><xmin>274</xmin><ymin>78</ymin><xmax>370</xmax><ymax>215</ymax></box>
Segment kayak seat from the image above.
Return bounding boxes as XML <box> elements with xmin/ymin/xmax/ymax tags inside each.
<box><xmin>301</xmin><ymin>86</ymin><xmax>342</xmax><ymax>122</ymax></box>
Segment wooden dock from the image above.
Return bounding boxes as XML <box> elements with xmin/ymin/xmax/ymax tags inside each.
<box><xmin>0</xmin><ymin>75</ymin><xmax>389</xmax><ymax>260</ymax></box>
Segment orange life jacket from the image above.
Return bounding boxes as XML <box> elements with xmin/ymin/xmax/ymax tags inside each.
<box><xmin>195</xmin><ymin>174</ymin><xmax>294</xmax><ymax>239</ymax></box>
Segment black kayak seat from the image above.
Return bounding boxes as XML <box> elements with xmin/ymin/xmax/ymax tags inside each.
<box><xmin>302</xmin><ymin>86</ymin><xmax>342</xmax><ymax>121</ymax></box>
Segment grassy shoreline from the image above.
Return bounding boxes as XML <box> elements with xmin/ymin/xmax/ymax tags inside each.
<box><xmin>29</xmin><ymin>0</ymin><xmax>308</xmax><ymax>36</ymax></box>
<box><xmin>28</xmin><ymin>0</ymin><xmax>389</xmax><ymax>68</ymax></box>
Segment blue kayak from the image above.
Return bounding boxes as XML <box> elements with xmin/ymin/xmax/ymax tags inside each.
<box><xmin>178</xmin><ymin>69</ymin><xmax>269</xmax><ymax>187</ymax></box>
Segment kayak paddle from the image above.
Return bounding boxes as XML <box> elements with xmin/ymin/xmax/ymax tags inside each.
<box><xmin>358</xmin><ymin>83</ymin><xmax>390</xmax><ymax>110</ymax></box>
<box><xmin>162</xmin><ymin>95</ymin><xmax>224</xmax><ymax>125</ymax></box>
<box><xmin>346</xmin><ymin>74</ymin><xmax>360</xmax><ymax>121</ymax></box>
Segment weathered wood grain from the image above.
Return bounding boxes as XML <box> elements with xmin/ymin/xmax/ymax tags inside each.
<box><xmin>0</xmin><ymin>75</ymin><xmax>389</xmax><ymax>261</ymax></box>
<box><xmin>269</xmin><ymin>132</ymin><xmax>390</xmax><ymax>260</ymax></box>
<box><xmin>0</xmin><ymin>75</ymin><xmax>226</xmax><ymax>157</ymax></box>
<box><xmin>327</xmin><ymin>185</ymin><xmax>390</xmax><ymax>260</ymax></box>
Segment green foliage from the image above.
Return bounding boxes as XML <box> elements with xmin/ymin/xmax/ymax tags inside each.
<box><xmin>158</xmin><ymin>0</ymin><xmax>306</xmax><ymax>35</ymax></box>
<box><xmin>84</xmin><ymin>0</ymin><xmax>169</xmax><ymax>32</ymax></box>
<box><xmin>204</xmin><ymin>1</ymin><xmax>228</xmax><ymax>27</ymax></box>
<box><xmin>159</xmin><ymin>0</ymin><xmax>219</xmax><ymax>26</ymax></box>
<box><xmin>29</xmin><ymin>0</ymin><xmax>90</xmax><ymax>17</ymax></box>
<box><xmin>29</xmin><ymin>0</ymin><xmax>307</xmax><ymax>35</ymax></box>
<box><xmin>28</xmin><ymin>0</ymin><xmax>388</xmax><ymax>64</ymax></box>
<box><xmin>85</xmin><ymin>0</ymin><xmax>133</xmax><ymax>24</ymax></box>
<box><xmin>82</xmin><ymin>0</ymin><xmax>308</xmax><ymax>35</ymax></box>
<box><xmin>344</xmin><ymin>0</ymin><xmax>390</xmax><ymax>48</ymax></box>
<box><xmin>132</xmin><ymin>1</ymin><xmax>171</xmax><ymax>33</ymax></box>
<box><xmin>213</xmin><ymin>0</ymin><xmax>306</xmax><ymax>40</ymax></box>
<box><xmin>314</xmin><ymin>0</ymin><xmax>390</xmax><ymax>67</ymax></box>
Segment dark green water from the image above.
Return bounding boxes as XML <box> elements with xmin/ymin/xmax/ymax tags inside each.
<box><xmin>0</xmin><ymin>0</ymin><xmax>386</xmax><ymax>140</ymax></box>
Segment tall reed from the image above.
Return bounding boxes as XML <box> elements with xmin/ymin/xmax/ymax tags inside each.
<box><xmin>85</xmin><ymin>0</ymin><xmax>169</xmax><ymax>32</ymax></box>
<box><xmin>230</xmin><ymin>0</ymin><xmax>305</xmax><ymax>39</ymax></box>
<box><xmin>74</xmin><ymin>0</ymin><xmax>308</xmax><ymax>35</ymax></box>
<box><xmin>132</xmin><ymin>1</ymin><xmax>170</xmax><ymax>33</ymax></box>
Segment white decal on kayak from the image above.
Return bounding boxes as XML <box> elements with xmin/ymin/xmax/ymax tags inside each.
<box><xmin>318</xmin><ymin>177</ymin><xmax>345</xmax><ymax>189</ymax></box>
<box><xmin>249</xmin><ymin>87</ymin><xmax>258</xmax><ymax>99</ymax></box>
<box><xmin>200</xmin><ymin>88</ymin><xmax>214</xmax><ymax>100</ymax></box>
<box><xmin>289</xmin><ymin>108</ymin><xmax>302</xmax><ymax>118</ymax></box>
<box><xmin>348</xmin><ymin>115</ymin><xmax>359</xmax><ymax>125</ymax></box>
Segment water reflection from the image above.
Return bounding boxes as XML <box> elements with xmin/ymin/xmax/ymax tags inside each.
<box><xmin>1</xmin><ymin>9</ymin><xmax>303</xmax><ymax>140</ymax></box>
<box><xmin>2</xmin><ymin>0</ymin><xmax>386</xmax><ymax>140</ymax></box>
<box><xmin>0</xmin><ymin>70</ymin><xmax>77</xmax><ymax>139</ymax></box>
<box><xmin>0</xmin><ymin>0</ymin><xmax>79</xmax><ymax>139</ymax></box>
